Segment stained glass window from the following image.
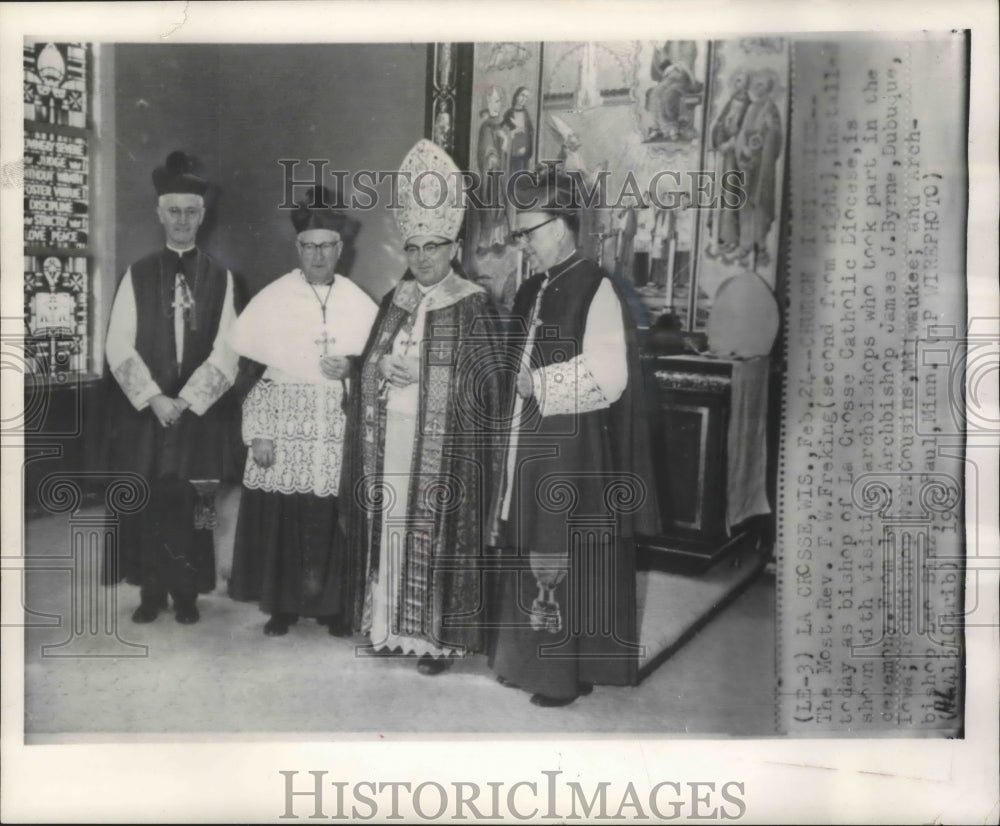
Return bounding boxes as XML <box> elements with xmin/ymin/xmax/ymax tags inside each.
<box><xmin>23</xmin><ymin>130</ymin><xmax>89</xmax><ymax>250</ymax></box>
<box><xmin>23</xmin><ymin>41</ymin><xmax>93</xmax><ymax>380</ymax></box>
<box><xmin>23</xmin><ymin>255</ymin><xmax>90</xmax><ymax>376</ymax></box>
<box><xmin>23</xmin><ymin>42</ymin><xmax>88</xmax><ymax>127</ymax></box>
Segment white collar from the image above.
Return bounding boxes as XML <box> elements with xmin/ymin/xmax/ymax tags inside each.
<box><xmin>299</xmin><ymin>269</ymin><xmax>337</xmax><ymax>288</ymax></box>
<box><xmin>166</xmin><ymin>243</ymin><xmax>196</xmax><ymax>255</ymax></box>
<box><xmin>416</xmin><ymin>279</ymin><xmax>443</xmax><ymax>295</ymax></box>
<box><xmin>546</xmin><ymin>250</ymin><xmax>575</xmax><ymax>273</ymax></box>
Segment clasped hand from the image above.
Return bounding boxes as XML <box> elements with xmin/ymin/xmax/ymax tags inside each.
<box><xmin>378</xmin><ymin>354</ymin><xmax>419</xmax><ymax>388</ymax></box>
<box><xmin>320</xmin><ymin>355</ymin><xmax>350</xmax><ymax>381</ymax></box>
<box><xmin>150</xmin><ymin>394</ymin><xmax>189</xmax><ymax>428</ymax></box>
<box><xmin>250</xmin><ymin>437</ymin><xmax>275</xmax><ymax>468</ymax></box>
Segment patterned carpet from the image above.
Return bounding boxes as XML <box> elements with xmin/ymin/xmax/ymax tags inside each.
<box><xmin>20</xmin><ymin>508</ymin><xmax>776</xmax><ymax>739</ymax></box>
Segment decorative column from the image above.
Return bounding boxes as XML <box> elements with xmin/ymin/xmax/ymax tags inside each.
<box><xmin>37</xmin><ymin>473</ymin><xmax>150</xmax><ymax>657</ymax></box>
<box><xmin>530</xmin><ymin>473</ymin><xmax>648</xmax><ymax>663</ymax></box>
<box><xmin>851</xmin><ymin>473</ymin><xmax>963</xmax><ymax>659</ymax></box>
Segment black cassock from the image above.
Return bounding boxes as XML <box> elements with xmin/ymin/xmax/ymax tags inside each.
<box><xmin>490</xmin><ymin>254</ymin><xmax>661</xmax><ymax>699</ymax></box>
<box><xmin>101</xmin><ymin>248</ymin><xmax>244</xmax><ymax>603</ymax></box>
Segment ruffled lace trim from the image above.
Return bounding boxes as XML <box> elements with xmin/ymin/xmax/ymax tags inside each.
<box><xmin>241</xmin><ymin>380</ymin><xmax>346</xmax><ymax>497</ymax></box>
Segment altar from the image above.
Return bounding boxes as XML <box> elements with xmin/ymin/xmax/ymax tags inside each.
<box><xmin>638</xmin><ymin>353</ymin><xmax>773</xmax><ymax>573</ymax></box>
<box><xmin>633</xmin><ymin>353</ymin><xmax>774</xmax><ymax>680</ymax></box>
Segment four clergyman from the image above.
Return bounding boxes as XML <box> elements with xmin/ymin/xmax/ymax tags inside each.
<box><xmin>103</xmin><ymin>143</ymin><xmax>659</xmax><ymax>707</ymax></box>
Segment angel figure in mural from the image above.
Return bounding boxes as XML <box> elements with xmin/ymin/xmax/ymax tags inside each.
<box><xmin>503</xmin><ymin>86</ymin><xmax>534</xmax><ymax>176</ymax></box>
<box><xmin>476</xmin><ymin>85</ymin><xmax>511</xmax><ymax>252</ymax></box>
<box><xmin>645</xmin><ymin>40</ymin><xmax>703</xmax><ymax>142</ymax></box>
<box><xmin>707</xmin><ymin>68</ymin><xmax>752</xmax><ymax>258</ymax></box>
<box><xmin>502</xmin><ymin>86</ymin><xmax>536</xmax><ymax>239</ymax></box>
<box><xmin>734</xmin><ymin>69</ymin><xmax>782</xmax><ymax>268</ymax></box>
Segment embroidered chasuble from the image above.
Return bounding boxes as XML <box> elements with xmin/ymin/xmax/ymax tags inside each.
<box><xmin>342</xmin><ymin>271</ymin><xmax>505</xmax><ymax>656</ymax></box>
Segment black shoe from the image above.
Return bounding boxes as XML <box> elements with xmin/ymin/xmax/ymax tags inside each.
<box><xmin>315</xmin><ymin>615</ymin><xmax>350</xmax><ymax>636</ymax></box>
<box><xmin>417</xmin><ymin>654</ymin><xmax>453</xmax><ymax>676</ymax></box>
<box><xmin>530</xmin><ymin>693</ymin><xmax>577</xmax><ymax>707</ymax></box>
<box><xmin>174</xmin><ymin>602</ymin><xmax>200</xmax><ymax>625</ymax></box>
<box><xmin>496</xmin><ymin>675</ymin><xmax>521</xmax><ymax>690</ymax></box>
<box><xmin>139</xmin><ymin>589</ymin><xmax>168</xmax><ymax>612</ymax></box>
<box><xmin>263</xmin><ymin>613</ymin><xmax>297</xmax><ymax>636</ymax></box>
<box><xmin>529</xmin><ymin>683</ymin><xmax>593</xmax><ymax>708</ymax></box>
<box><xmin>131</xmin><ymin>604</ymin><xmax>160</xmax><ymax>624</ymax></box>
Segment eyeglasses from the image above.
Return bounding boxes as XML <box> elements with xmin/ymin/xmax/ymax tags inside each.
<box><xmin>510</xmin><ymin>216</ymin><xmax>558</xmax><ymax>244</ymax></box>
<box><xmin>403</xmin><ymin>240</ymin><xmax>453</xmax><ymax>257</ymax></box>
<box><xmin>298</xmin><ymin>241</ymin><xmax>341</xmax><ymax>255</ymax></box>
<box><xmin>164</xmin><ymin>207</ymin><xmax>204</xmax><ymax>220</ymax></box>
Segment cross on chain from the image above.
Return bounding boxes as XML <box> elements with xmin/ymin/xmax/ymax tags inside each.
<box><xmin>315</xmin><ymin>330</ymin><xmax>335</xmax><ymax>356</ymax></box>
<box><xmin>172</xmin><ymin>275</ymin><xmax>195</xmax><ymax>319</ymax></box>
<box><xmin>171</xmin><ymin>294</ymin><xmax>194</xmax><ymax>316</ymax></box>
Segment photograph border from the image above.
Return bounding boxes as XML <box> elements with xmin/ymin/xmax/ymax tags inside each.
<box><xmin>2</xmin><ymin>1</ymin><xmax>997</xmax><ymax>823</ymax></box>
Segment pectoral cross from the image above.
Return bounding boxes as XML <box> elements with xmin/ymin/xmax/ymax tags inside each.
<box><xmin>315</xmin><ymin>330</ymin><xmax>335</xmax><ymax>356</ymax></box>
<box><xmin>398</xmin><ymin>332</ymin><xmax>417</xmax><ymax>357</ymax></box>
<box><xmin>171</xmin><ymin>293</ymin><xmax>192</xmax><ymax>315</ymax></box>
<box><xmin>172</xmin><ymin>275</ymin><xmax>197</xmax><ymax>330</ymax></box>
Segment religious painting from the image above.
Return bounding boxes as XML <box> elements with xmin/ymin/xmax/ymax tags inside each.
<box><xmin>694</xmin><ymin>39</ymin><xmax>789</xmax><ymax>326</ymax></box>
<box><xmin>536</xmin><ymin>40</ymin><xmax>711</xmax><ymax>327</ymax></box>
<box><xmin>444</xmin><ymin>40</ymin><xmax>789</xmax><ymax>330</ymax></box>
<box><xmin>461</xmin><ymin>41</ymin><xmax>542</xmax><ymax>312</ymax></box>
<box><xmin>639</xmin><ymin>41</ymin><xmax>705</xmax><ymax>144</ymax></box>
<box><xmin>535</xmin><ymin>40</ymin><xmax>790</xmax><ymax>329</ymax></box>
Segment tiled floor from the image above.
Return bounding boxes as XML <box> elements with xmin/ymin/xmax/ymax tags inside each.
<box><xmin>21</xmin><ymin>508</ymin><xmax>777</xmax><ymax>739</ymax></box>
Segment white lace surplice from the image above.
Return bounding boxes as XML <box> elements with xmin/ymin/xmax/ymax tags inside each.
<box><xmin>229</xmin><ymin>270</ymin><xmax>379</xmax><ymax>498</ymax></box>
<box><xmin>241</xmin><ymin>372</ymin><xmax>346</xmax><ymax>497</ymax></box>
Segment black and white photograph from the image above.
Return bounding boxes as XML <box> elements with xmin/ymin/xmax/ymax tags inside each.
<box><xmin>1</xmin><ymin>2</ymin><xmax>997</xmax><ymax>823</ymax></box>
